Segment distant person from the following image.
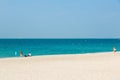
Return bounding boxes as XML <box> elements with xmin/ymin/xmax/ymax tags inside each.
<box><xmin>15</xmin><ymin>51</ymin><xmax>17</xmax><ymax>56</ymax></box>
<box><xmin>28</xmin><ymin>52</ymin><xmax>31</xmax><ymax>57</ymax></box>
<box><xmin>113</xmin><ymin>47</ymin><xmax>116</xmax><ymax>55</ymax></box>
<box><xmin>20</xmin><ymin>51</ymin><xmax>23</xmax><ymax>57</ymax></box>
<box><xmin>23</xmin><ymin>54</ymin><xmax>27</xmax><ymax>57</ymax></box>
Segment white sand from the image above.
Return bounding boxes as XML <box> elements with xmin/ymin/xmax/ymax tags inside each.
<box><xmin>0</xmin><ymin>52</ymin><xmax>120</xmax><ymax>80</ymax></box>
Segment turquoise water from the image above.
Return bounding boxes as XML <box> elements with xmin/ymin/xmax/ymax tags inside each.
<box><xmin>0</xmin><ymin>39</ymin><xmax>120</xmax><ymax>58</ymax></box>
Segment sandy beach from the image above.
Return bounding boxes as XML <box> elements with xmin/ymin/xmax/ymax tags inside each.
<box><xmin>0</xmin><ymin>52</ymin><xmax>120</xmax><ymax>80</ymax></box>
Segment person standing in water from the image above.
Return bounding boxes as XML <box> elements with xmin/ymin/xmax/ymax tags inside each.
<box><xmin>113</xmin><ymin>47</ymin><xmax>116</xmax><ymax>55</ymax></box>
<box><xmin>20</xmin><ymin>51</ymin><xmax>23</xmax><ymax>57</ymax></box>
<box><xmin>15</xmin><ymin>51</ymin><xmax>17</xmax><ymax>56</ymax></box>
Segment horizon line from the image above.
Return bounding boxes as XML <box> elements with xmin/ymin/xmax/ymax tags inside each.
<box><xmin>0</xmin><ymin>38</ymin><xmax>119</xmax><ymax>39</ymax></box>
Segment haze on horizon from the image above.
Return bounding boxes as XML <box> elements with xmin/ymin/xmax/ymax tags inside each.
<box><xmin>0</xmin><ymin>0</ymin><xmax>120</xmax><ymax>38</ymax></box>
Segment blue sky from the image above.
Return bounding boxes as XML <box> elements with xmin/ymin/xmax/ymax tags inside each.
<box><xmin>0</xmin><ymin>0</ymin><xmax>120</xmax><ymax>38</ymax></box>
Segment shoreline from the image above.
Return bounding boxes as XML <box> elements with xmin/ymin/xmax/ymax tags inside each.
<box><xmin>0</xmin><ymin>51</ymin><xmax>118</xmax><ymax>60</ymax></box>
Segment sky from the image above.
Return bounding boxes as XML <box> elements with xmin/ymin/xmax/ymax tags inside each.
<box><xmin>0</xmin><ymin>0</ymin><xmax>120</xmax><ymax>38</ymax></box>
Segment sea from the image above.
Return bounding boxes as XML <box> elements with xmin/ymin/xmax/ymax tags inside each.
<box><xmin>0</xmin><ymin>39</ymin><xmax>120</xmax><ymax>58</ymax></box>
